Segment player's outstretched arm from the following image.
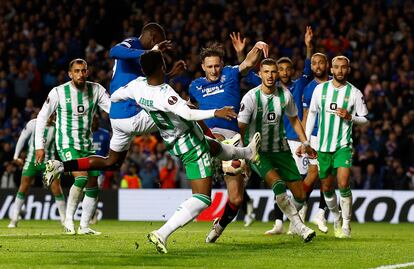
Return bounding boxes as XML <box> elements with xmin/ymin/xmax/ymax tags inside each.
<box><xmin>230</xmin><ymin>32</ymin><xmax>246</xmax><ymax>63</ymax></box>
<box><xmin>110</xmin><ymin>84</ymin><xmax>136</xmax><ymax>102</ymax></box>
<box><xmin>110</xmin><ymin>40</ymin><xmax>146</xmax><ymax>60</ymax></box>
<box><xmin>239</xmin><ymin>41</ymin><xmax>268</xmax><ymax>75</ymax></box>
<box><xmin>305</xmin><ymin>26</ymin><xmax>313</xmax><ymax>59</ymax></box>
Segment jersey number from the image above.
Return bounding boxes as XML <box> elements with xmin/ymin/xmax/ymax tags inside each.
<box><xmin>65</xmin><ymin>151</ymin><xmax>73</xmax><ymax>160</ymax></box>
<box><xmin>150</xmin><ymin>111</ymin><xmax>174</xmax><ymax>130</ymax></box>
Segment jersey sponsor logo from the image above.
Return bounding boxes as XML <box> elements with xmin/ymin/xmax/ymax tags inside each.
<box><xmin>77</xmin><ymin>105</ymin><xmax>85</xmax><ymax>114</ymax></box>
<box><xmin>196</xmin><ymin>86</ymin><xmax>203</xmax><ymax>91</ymax></box>
<box><xmin>240</xmin><ymin>103</ymin><xmax>245</xmax><ymax>112</ymax></box>
<box><xmin>329</xmin><ymin>103</ymin><xmax>337</xmax><ymax>110</ymax></box>
<box><xmin>167</xmin><ymin>96</ymin><xmax>178</xmax><ymax>105</ymax></box>
<box><xmin>267</xmin><ymin>112</ymin><xmax>276</xmax><ymax>122</ymax></box>
<box><xmin>201</xmin><ymin>85</ymin><xmax>224</xmax><ymax>97</ymax></box>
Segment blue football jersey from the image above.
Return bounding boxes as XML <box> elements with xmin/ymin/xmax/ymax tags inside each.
<box><xmin>93</xmin><ymin>128</ymin><xmax>110</xmax><ymax>157</ymax></box>
<box><xmin>109</xmin><ymin>37</ymin><xmax>145</xmax><ymax>119</ymax></box>
<box><xmin>303</xmin><ymin>76</ymin><xmax>332</xmax><ymax>136</ymax></box>
<box><xmin>189</xmin><ymin>65</ymin><xmax>241</xmax><ymax>132</ymax></box>
<box><xmin>283</xmin><ymin>59</ymin><xmax>312</xmax><ymax>140</ymax></box>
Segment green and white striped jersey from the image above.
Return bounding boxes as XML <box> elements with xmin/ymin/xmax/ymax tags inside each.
<box><xmin>308</xmin><ymin>80</ymin><xmax>368</xmax><ymax>152</ymax></box>
<box><xmin>14</xmin><ymin>119</ymin><xmax>56</xmax><ymax>163</ymax></box>
<box><xmin>35</xmin><ymin>81</ymin><xmax>110</xmax><ymax>151</ymax></box>
<box><xmin>238</xmin><ymin>86</ymin><xmax>298</xmax><ymax>153</ymax></box>
<box><xmin>111</xmin><ymin>77</ymin><xmax>217</xmax><ymax>156</ymax></box>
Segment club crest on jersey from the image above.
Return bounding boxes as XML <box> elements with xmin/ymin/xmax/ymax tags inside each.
<box><xmin>220</xmin><ymin>75</ymin><xmax>226</xmax><ymax>83</ymax></box>
<box><xmin>168</xmin><ymin>96</ymin><xmax>178</xmax><ymax>105</ymax></box>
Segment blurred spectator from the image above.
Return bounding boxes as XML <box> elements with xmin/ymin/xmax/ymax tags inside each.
<box><xmin>1</xmin><ymin>162</ymin><xmax>17</xmax><ymax>189</ymax></box>
<box><xmin>134</xmin><ymin>134</ymin><xmax>158</xmax><ymax>157</ymax></box>
<box><xmin>139</xmin><ymin>157</ymin><xmax>159</xmax><ymax>188</ymax></box>
<box><xmin>120</xmin><ymin>166</ymin><xmax>141</xmax><ymax>189</ymax></box>
<box><xmin>159</xmin><ymin>153</ymin><xmax>178</xmax><ymax>189</ymax></box>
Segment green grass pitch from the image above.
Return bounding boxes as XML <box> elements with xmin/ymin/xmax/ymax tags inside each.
<box><xmin>0</xmin><ymin>220</ymin><xmax>413</xmax><ymax>269</ymax></box>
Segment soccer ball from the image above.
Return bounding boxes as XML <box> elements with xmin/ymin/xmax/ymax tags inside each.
<box><xmin>222</xmin><ymin>159</ymin><xmax>245</xmax><ymax>175</ymax></box>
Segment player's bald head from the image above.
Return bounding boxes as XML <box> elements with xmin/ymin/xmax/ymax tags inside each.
<box><xmin>140</xmin><ymin>22</ymin><xmax>166</xmax><ymax>49</ymax></box>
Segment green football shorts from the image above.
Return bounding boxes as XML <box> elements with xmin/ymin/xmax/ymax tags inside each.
<box><xmin>250</xmin><ymin>151</ymin><xmax>301</xmax><ymax>182</ymax></box>
<box><xmin>179</xmin><ymin>140</ymin><xmax>212</xmax><ymax>180</ymax></box>
<box><xmin>318</xmin><ymin>146</ymin><xmax>352</xmax><ymax>179</ymax></box>
<box><xmin>58</xmin><ymin>148</ymin><xmax>100</xmax><ymax>177</ymax></box>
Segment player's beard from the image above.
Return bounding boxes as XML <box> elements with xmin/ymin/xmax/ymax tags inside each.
<box><xmin>314</xmin><ymin>70</ymin><xmax>327</xmax><ymax>79</ymax></box>
<box><xmin>73</xmin><ymin>80</ymin><xmax>86</xmax><ymax>89</ymax></box>
<box><xmin>333</xmin><ymin>73</ymin><xmax>348</xmax><ymax>84</ymax></box>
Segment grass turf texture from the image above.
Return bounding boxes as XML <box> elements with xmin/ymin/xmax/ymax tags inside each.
<box><xmin>0</xmin><ymin>220</ymin><xmax>413</xmax><ymax>269</ymax></box>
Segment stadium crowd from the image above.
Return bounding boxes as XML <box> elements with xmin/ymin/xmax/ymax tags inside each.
<box><xmin>0</xmin><ymin>0</ymin><xmax>413</xmax><ymax>190</ymax></box>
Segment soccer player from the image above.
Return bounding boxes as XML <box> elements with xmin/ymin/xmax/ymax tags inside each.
<box><xmin>109</xmin><ymin>50</ymin><xmax>261</xmax><ymax>253</ymax></box>
<box><xmin>8</xmin><ymin>115</ymin><xmax>66</xmax><ymax>228</ymax></box>
<box><xmin>42</xmin><ymin>23</ymin><xmax>184</xmax><ymax>181</ymax></box>
<box><xmin>302</xmin><ymin>52</ymin><xmax>331</xmax><ymax>233</ymax></box>
<box><xmin>264</xmin><ymin>26</ymin><xmax>315</xmax><ymax>235</ymax></box>
<box><xmin>35</xmin><ymin>58</ymin><xmax>110</xmax><ymax>235</ymax></box>
<box><xmin>239</xmin><ymin>58</ymin><xmax>316</xmax><ymax>242</ymax></box>
<box><xmin>304</xmin><ymin>55</ymin><xmax>369</xmax><ymax>238</ymax></box>
<box><xmin>189</xmin><ymin>39</ymin><xmax>268</xmax><ymax>243</ymax></box>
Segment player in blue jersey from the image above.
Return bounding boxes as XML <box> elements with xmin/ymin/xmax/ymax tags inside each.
<box><xmin>42</xmin><ymin>23</ymin><xmax>185</xmax><ymax>176</ymax></box>
<box><xmin>301</xmin><ymin>52</ymin><xmax>331</xmax><ymax>233</ymax></box>
<box><xmin>263</xmin><ymin>26</ymin><xmax>316</xmax><ymax>235</ymax></box>
<box><xmin>189</xmin><ymin>39</ymin><xmax>269</xmax><ymax>243</ymax></box>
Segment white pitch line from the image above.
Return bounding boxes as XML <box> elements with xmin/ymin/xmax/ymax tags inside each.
<box><xmin>371</xmin><ymin>262</ymin><xmax>414</xmax><ymax>269</ymax></box>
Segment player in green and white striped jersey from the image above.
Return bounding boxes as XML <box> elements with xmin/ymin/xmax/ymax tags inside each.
<box><xmin>305</xmin><ymin>56</ymin><xmax>369</xmax><ymax>238</ymax></box>
<box><xmin>238</xmin><ymin>58</ymin><xmax>317</xmax><ymax>242</ymax></box>
<box><xmin>35</xmin><ymin>58</ymin><xmax>110</xmax><ymax>235</ymax></box>
<box><xmin>111</xmin><ymin>50</ymin><xmax>260</xmax><ymax>253</ymax></box>
<box><xmin>8</xmin><ymin>115</ymin><xmax>66</xmax><ymax>228</ymax></box>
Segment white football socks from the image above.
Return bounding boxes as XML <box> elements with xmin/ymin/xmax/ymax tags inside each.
<box><xmin>217</xmin><ymin>143</ymin><xmax>251</xmax><ymax>161</ymax></box>
<box><xmin>80</xmin><ymin>196</ymin><xmax>97</xmax><ymax>228</ymax></box>
<box><xmin>324</xmin><ymin>191</ymin><xmax>341</xmax><ymax>222</ymax></box>
<box><xmin>157</xmin><ymin>195</ymin><xmax>210</xmax><ymax>243</ymax></box>
<box><xmin>65</xmin><ymin>185</ymin><xmax>83</xmax><ymax>224</ymax></box>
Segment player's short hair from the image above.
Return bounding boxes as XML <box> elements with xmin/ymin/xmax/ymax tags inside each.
<box><xmin>200</xmin><ymin>42</ymin><xmax>225</xmax><ymax>62</ymax></box>
<box><xmin>276</xmin><ymin>57</ymin><xmax>293</xmax><ymax>66</ymax></box>
<box><xmin>260</xmin><ymin>58</ymin><xmax>277</xmax><ymax>68</ymax></box>
<box><xmin>311</xmin><ymin>53</ymin><xmax>328</xmax><ymax>62</ymax></box>
<box><xmin>140</xmin><ymin>50</ymin><xmax>164</xmax><ymax>77</ymax></box>
<box><xmin>68</xmin><ymin>58</ymin><xmax>87</xmax><ymax>70</ymax></box>
<box><xmin>332</xmin><ymin>55</ymin><xmax>350</xmax><ymax>66</ymax></box>
<box><xmin>141</xmin><ymin>22</ymin><xmax>166</xmax><ymax>39</ymax></box>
